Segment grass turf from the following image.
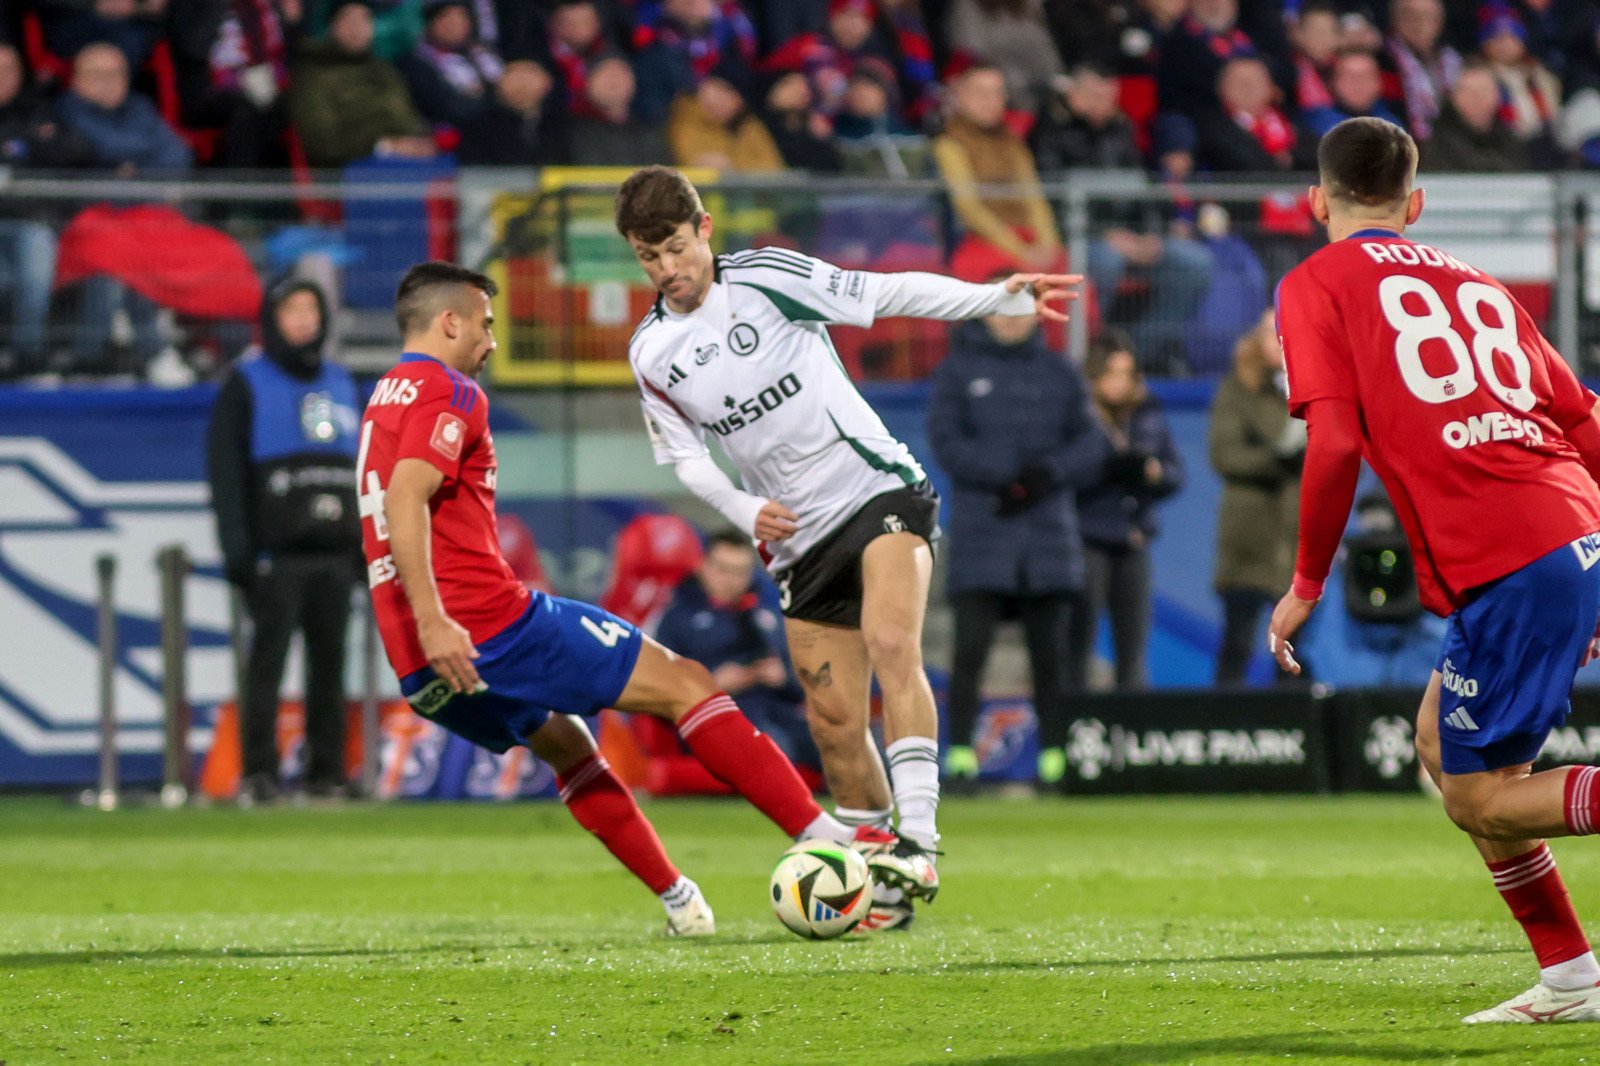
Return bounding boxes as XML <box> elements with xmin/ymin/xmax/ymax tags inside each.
<box><xmin>3</xmin><ymin>794</ymin><xmax>1599</xmax><ymax>1064</ymax></box>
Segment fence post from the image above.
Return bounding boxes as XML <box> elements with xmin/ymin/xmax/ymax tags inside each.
<box><xmin>94</xmin><ymin>553</ymin><xmax>118</xmax><ymax>811</ymax></box>
<box><xmin>1556</xmin><ymin>172</ymin><xmax>1583</xmax><ymax>371</ymax></box>
<box><xmin>1064</xmin><ymin>176</ymin><xmax>1090</xmax><ymax>360</ymax></box>
<box><xmin>157</xmin><ymin>544</ymin><xmax>191</xmax><ymax>809</ymax></box>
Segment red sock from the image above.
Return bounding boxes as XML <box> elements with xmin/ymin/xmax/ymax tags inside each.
<box><xmin>557</xmin><ymin>754</ymin><xmax>679</xmax><ymax>895</ymax></box>
<box><xmin>677</xmin><ymin>692</ymin><xmax>822</xmax><ymax>837</ymax></box>
<box><xmin>1488</xmin><ymin>843</ymin><xmax>1593</xmax><ymax>969</ymax></box>
<box><xmin>1565</xmin><ymin>766</ymin><xmax>1600</xmax><ymax>835</ymax></box>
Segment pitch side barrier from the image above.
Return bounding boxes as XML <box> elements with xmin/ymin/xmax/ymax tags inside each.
<box><xmin>1055</xmin><ymin>688</ymin><xmax>1600</xmax><ymax>795</ymax></box>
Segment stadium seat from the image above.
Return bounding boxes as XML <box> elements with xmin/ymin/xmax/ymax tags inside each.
<box><xmin>1118</xmin><ymin>75</ymin><xmax>1159</xmax><ymax>154</ymax></box>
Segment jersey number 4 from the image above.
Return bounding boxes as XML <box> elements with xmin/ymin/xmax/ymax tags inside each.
<box><xmin>1379</xmin><ymin>276</ymin><xmax>1536</xmax><ymax>411</ymax></box>
<box><xmin>356</xmin><ymin>422</ymin><xmax>390</xmax><ymax>541</ymax></box>
<box><xmin>581</xmin><ymin>616</ymin><xmax>630</xmax><ymax>648</ymax></box>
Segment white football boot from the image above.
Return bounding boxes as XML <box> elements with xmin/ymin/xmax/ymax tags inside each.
<box><xmin>1463</xmin><ymin>982</ymin><xmax>1600</xmax><ymax>1023</ymax></box>
<box><xmin>663</xmin><ymin>887</ymin><xmax>716</xmax><ymax>938</ymax></box>
<box><xmin>848</xmin><ymin>826</ymin><xmax>940</xmax><ymax>902</ymax></box>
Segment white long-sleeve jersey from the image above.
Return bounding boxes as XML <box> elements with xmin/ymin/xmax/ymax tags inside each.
<box><xmin>630</xmin><ymin>247</ymin><xmax>1035</xmax><ymax>572</ymax></box>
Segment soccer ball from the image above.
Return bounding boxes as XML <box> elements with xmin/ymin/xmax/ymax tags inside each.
<box><xmin>770</xmin><ymin>839</ymin><xmax>873</xmax><ymax>939</ymax></box>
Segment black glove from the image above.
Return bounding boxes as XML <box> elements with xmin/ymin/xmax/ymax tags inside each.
<box><xmin>997</xmin><ymin>464</ymin><xmax>1054</xmax><ymax>516</ymax></box>
<box><xmin>1104</xmin><ymin>450</ymin><xmax>1149</xmax><ymax>486</ymax></box>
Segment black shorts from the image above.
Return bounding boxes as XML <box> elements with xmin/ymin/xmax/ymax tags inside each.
<box><xmin>775</xmin><ymin>482</ymin><xmax>940</xmax><ymax>627</ymax></box>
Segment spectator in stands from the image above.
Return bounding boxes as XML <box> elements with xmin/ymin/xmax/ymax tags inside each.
<box><xmin>1033</xmin><ymin>64</ymin><xmax>1213</xmax><ymax>371</ymax></box>
<box><xmin>289</xmin><ymin>0</ymin><xmax>434</xmax><ymax>167</ymax></box>
<box><xmin>1067</xmin><ymin>329</ymin><xmax>1182</xmax><ymax>692</ymax></box>
<box><xmin>760</xmin><ymin>69</ymin><xmax>842</xmax><ymax>170</ymax></box>
<box><xmin>545</xmin><ymin>1</ymin><xmax>618</xmax><ymax>116</ymax></box>
<box><xmin>0</xmin><ymin>44</ymin><xmax>95</xmax><ymax>378</ymax></box>
<box><xmin>1421</xmin><ymin>60</ymin><xmax>1529</xmax><ymax>169</ymax></box>
<box><xmin>928</xmin><ymin>295</ymin><xmax>1107</xmax><ymax>789</ymax></box>
<box><xmin>667</xmin><ymin>74</ymin><xmax>785</xmax><ymax>171</ymax></box>
<box><xmin>1157</xmin><ymin>0</ymin><xmax>1262</xmax><ymax>119</ymax></box>
<box><xmin>945</xmin><ymin>0</ymin><xmax>1065</xmax><ymax>114</ymax></box>
<box><xmin>59</xmin><ymin>41</ymin><xmax>193</xmax><ymax>174</ymax></box>
<box><xmin>305</xmin><ymin>0</ymin><xmax>425</xmax><ymax>62</ymax></box>
<box><xmin>207</xmin><ymin>277</ymin><xmax>361</xmax><ymax>806</ymax></box>
<box><xmin>762</xmin><ymin>0</ymin><xmax>938</xmax><ymax>131</ymax></box>
<box><xmin>167</xmin><ymin>0</ymin><xmax>302</xmax><ymax>168</ymax></box>
<box><xmin>563</xmin><ymin>55</ymin><xmax>673</xmax><ymax>165</ymax></box>
<box><xmin>1386</xmin><ymin>0</ymin><xmax>1462</xmax><ymax>140</ymax></box>
<box><xmin>1209</xmin><ymin>308</ymin><xmax>1305</xmax><ymax>687</ymax></box>
<box><xmin>653</xmin><ymin>530</ymin><xmax>820</xmax><ymax>772</ymax></box>
<box><xmin>1301</xmin><ymin>47</ymin><xmax>1406</xmax><ymax>135</ymax></box>
<box><xmin>1196</xmin><ymin>57</ymin><xmax>1311</xmax><ymax>172</ymax></box>
<box><xmin>1290</xmin><ymin>2</ymin><xmax>1342</xmax><ymax>113</ymax></box>
<box><xmin>934</xmin><ymin>61</ymin><xmax>1062</xmax><ymax>275</ymax></box>
<box><xmin>1479</xmin><ymin>3</ymin><xmax>1561</xmax><ymax>166</ymax></box>
<box><xmin>37</xmin><ymin>0</ymin><xmax>167</xmax><ymax>69</ymax></box>
<box><xmin>830</xmin><ymin>62</ymin><xmax>911</xmax><ymax>139</ymax></box>
<box><xmin>1045</xmin><ymin>0</ymin><xmax>1180</xmax><ymax>76</ymax></box>
<box><xmin>632</xmin><ymin>0</ymin><xmax>759</xmax><ymax>124</ymax></box>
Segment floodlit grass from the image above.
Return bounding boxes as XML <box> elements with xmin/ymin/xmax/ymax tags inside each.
<box><xmin>3</xmin><ymin>794</ymin><xmax>1598</xmax><ymax>1063</ymax></box>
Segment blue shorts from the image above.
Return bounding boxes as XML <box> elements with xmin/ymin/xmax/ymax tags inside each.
<box><xmin>399</xmin><ymin>593</ymin><xmax>644</xmax><ymax>753</ymax></box>
<box><xmin>1435</xmin><ymin>533</ymin><xmax>1600</xmax><ymax>775</ymax></box>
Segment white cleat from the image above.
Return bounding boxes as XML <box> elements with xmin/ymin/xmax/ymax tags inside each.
<box><xmin>663</xmin><ymin>891</ymin><xmax>716</xmax><ymax>938</ymax></box>
<box><xmin>1462</xmin><ymin>982</ymin><xmax>1600</xmax><ymax>1023</ymax></box>
<box><xmin>848</xmin><ymin>827</ymin><xmax>941</xmax><ymax>902</ymax></box>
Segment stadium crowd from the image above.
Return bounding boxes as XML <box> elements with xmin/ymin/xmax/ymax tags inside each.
<box><xmin>0</xmin><ymin>0</ymin><xmax>1593</xmax><ymax>381</ymax></box>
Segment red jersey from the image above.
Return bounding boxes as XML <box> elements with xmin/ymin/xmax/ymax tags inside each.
<box><xmin>1279</xmin><ymin>228</ymin><xmax>1600</xmax><ymax>615</ymax></box>
<box><xmin>358</xmin><ymin>354</ymin><xmax>530</xmax><ymax>677</ymax></box>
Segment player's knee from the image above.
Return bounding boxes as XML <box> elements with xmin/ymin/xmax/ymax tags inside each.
<box><xmin>659</xmin><ymin>654</ymin><xmax>718</xmax><ymax>721</ymax></box>
<box><xmin>1442</xmin><ymin>789</ymin><xmax>1514</xmax><ymax>840</ymax></box>
<box><xmin>863</xmin><ymin>625</ymin><xmax>922</xmax><ymax>675</ymax></box>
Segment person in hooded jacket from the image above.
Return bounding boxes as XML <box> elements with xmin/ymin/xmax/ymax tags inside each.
<box><xmin>207</xmin><ymin>278</ymin><xmax>362</xmax><ymax>805</ymax></box>
<box><xmin>926</xmin><ymin>300</ymin><xmax>1108</xmax><ymax>790</ymax></box>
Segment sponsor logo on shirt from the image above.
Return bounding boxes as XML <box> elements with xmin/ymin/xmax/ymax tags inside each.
<box><xmin>368</xmin><ymin>552</ymin><xmax>398</xmax><ymax>588</ymax></box>
<box><xmin>369</xmin><ymin>377</ymin><xmax>421</xmax><ymax>407</ymax></box>
<box><xmin>408</xmin><ymin>677</ymin><xmax>454</xmax><ymax>718</ymax></box>
<box><xmin>430</xmin><ymin>413</ymin><xmax>467</xmax><ymax>461</ymax></box>
<box><xmin>693</xmin><ymin>343</ymin><xmax>719</xmax><ymax>366</ymax></box>
<box><xmin>827</xmin><ymin>268</ymin><xmax>843</xmax><ymax>296</ymax></box>
<box><xmin>701</xmin><ymin>373</ymin><xmax>803</xmax><ymax>437</ymax></box>
<box><xmin>1574</xmin><ymin>533</ymin><xmax>1600</xmax><ymax>571</ymax></box>
<box><xmin>729</xmin><ymin>322</ymin><xmax>760</xmax><ymax>356</ymax></box>
<box><xmin>1440</xmin><ymin>411</ymin><xmax>1544</xmax><ymax>451</ymax></box>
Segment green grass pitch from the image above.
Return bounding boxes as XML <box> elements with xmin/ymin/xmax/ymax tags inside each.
<box><xmin>5</xmin><ymin>794</ymin><xmax>1600</xmax><ymax>1064</ymax></box>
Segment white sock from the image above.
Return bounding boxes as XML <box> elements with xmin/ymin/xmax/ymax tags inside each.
<box><xmin>1543</xmin><ymin>951</ymin><xmax>1600</xmax><ymax>991</ymax></box>
<box><xmin>834</xmin><ymin>806</ymin><xmax>893</xmax><ymax>830</ymax></box>
<box><xmin>885</xmin><ymin>736</ymin><xmax>941</xmax><ymax>849</ymax></box>
<box><xmin>799</xmin><ymin>811</ymin><xmax>854</xmax><ymax>844</ymax></box>
<box><xmin>659</xmin><ymin>875</ymin><xmax>700</xmax><ymax>913</ymax></box>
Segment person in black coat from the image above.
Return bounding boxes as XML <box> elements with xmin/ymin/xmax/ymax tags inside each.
<box><xmin>1067</xmin><ymin>330</ymin><xmax>1183</xmax><ymax>692</ymax></box>
<box><xmin>207</xmin><ymin>278</ymin><xmax>362</xmax><ymax>805</ymax></box>
<box><xmin>927</xmin><ymin>310</ymin><xmax>1108</xmax><ymax>789</ymax></box>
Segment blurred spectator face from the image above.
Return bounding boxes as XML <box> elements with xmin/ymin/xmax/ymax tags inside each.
<box><xmin>1392</xmin><ymin>0</ymin><xmax>1444</xmax><ymax>54</ymax></box>
<box><xmin>1341</xmin><ymin>12</ymin><xmax>1384</xmax><ymax>51</ymax></box>
<box><xmin>0</xmin><ymin>45</ymin><xmax>23</xmax><ymax>109</ymax></box>
<box><xmin>1332</xmin><ymin>51</ymin><xmax>1382</xmax><ymax>111</ymax></box>
<box><xmin>330</xmin><ymin>3</ymin><xmax>376</xmax><ymax>55</ymax></box>
<box><xmin>1256</xmin><ymin>309</ymin><xmax>1283</xmax><ymax>370</ymax></box>
<box><xmin>1218</xmin><ymin>58</ymin><xmax>1272</xmax><ymax>116</ymax></box>
<box><xmin>766</xmin><ymin>71</ymin><xmax>812</xmax><ymax>113</ymax></box>
<box><xmin>499</xmin><ymin>60</ymin><xmax>552</xmax><ymax>114</ymax></box>
<box><xmin>1142</xmin><ymin>0</ymin><xmax>1187</xmax><ymax>29</ymax></box>
<box><xmin>96</xmin><ymin>0</ymin><xmax>138</xmax><ymax>17</ymax></box>
<box><xmin>697</xmin><ymin>76</ymin><xmax>745</xmax><ymax>124</ymax></box>
<box><xmin>1191</xmin><ymin>0</ymin><xmax>1237</xmax><ymax>32</ymax></box>
<box><xmin>828</xmin><ymin>2</ymin><xmax>875</xmax><ymax>51</ymax></box>
<box><xmin>276</xmin><ymin>290</ymin><xmax>323</xmax><ymax>348</ymax></box>
<box><xmin>426</xmin><ymin>4</ymin><xmax>474</xmax><ymax>50</ymax></box>
<box><xmin>587</xmin><ymin>57</ymin><xmax>636</xmax><ymax>119</ymax></box>
<box><xmin>984</xmin><ymin>309</ymin><xmax>1037</xmax><ymax>344</ymax></box>
<box><xmin>551</xmin><ymin>2</ymin><xmax>602</xmax><ymax>51</ymax></box>
<box><xmin>1451</xmin><ymin>67</ymin><xmax>1501</xmax><ymax>130</ymax></box>
<box><xmin>72</xmin><ymin>44</ymin><xmax>130</xmax><ymax>111</ymax></box>
<box><xmin>951</xmin><ymin>67</ymin><xmax>1007</xmax><ymax>128</ymax></box>
<box><xmin>1293</xmin><ymin>9</ymin><xmax>1340</xmax><ymax>65</ymax></box>
<box><xmin>1482</xmin><ymin>25</ymin><xmax>1527</xmax><ymax>66</ymax></box>
<box><xmin>700</xmin><ymin>541</ymin><xmax>755</xmax><ymax>603</ymax></box>
<box><xmin>1066</xmin><ymin>69</ymin><xmax>1119</xmax><ymax>127</ymax></box>
<box><xmin>843</xmin><ymin>73</ymin><xmax>889</xmax><ymax>117</ymax></box>
<box><xmin>663</xmin><ymin>0</ymin><xmax>715</xmax><ymax>31</ymax></box>
<box><xmin>1092</xmin><ymin>349</ymin><xmax>1140</xmax><ymax>408</ymax></box>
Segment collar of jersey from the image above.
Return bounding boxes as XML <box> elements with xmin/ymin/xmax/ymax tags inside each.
<box><xmin>399</xmin><ymin>352</ymin><xmax>445</xmax><ymax>365</ymax></box>
<box><xmin>1347</xmin><ymin>227</ymin><xmax>1404</xmax><ymax>240</ymax></box>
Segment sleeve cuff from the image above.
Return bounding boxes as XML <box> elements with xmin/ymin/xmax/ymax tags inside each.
<box><xmin>1291</xmin><ymin>573</ymin><xmax>1325</xmax><ymax>602</ymax></box>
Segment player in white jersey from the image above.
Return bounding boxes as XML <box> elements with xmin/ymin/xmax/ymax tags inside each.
<box><xmin>615</xmin><ymin>166</ymin><xmax>1079</xmax><ymax>928</ymax></box>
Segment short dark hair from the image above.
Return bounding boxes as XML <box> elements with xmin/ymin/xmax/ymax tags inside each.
<box><xmin>1317</xmin><ymin>116</ymin><xmax>1417</xmax><ymax>207</ymax></box>
<box><xmin>615</xmin><ymin>166</ymin><xmax>705</xmax><ymax>244</ymax></box>
<box><xmin>394</xmin><ymin>261</ymin><xmax>497</xmax><ymax>337</ymax></box>
<box><xmin>1085</xmin><ymin>327</ymin><xmax>1136</xmax><ymax>381</ymax></box>
<box><xmin>705</xmin><ymin>529</ymin><xmax>754</xmax><ymax>555</ymax></box>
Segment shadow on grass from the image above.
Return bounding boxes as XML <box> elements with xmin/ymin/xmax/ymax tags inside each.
<box><xmin>937</xmin><ymin>1028</ymin><xmax>1566</xmax><ymax>1064</ymax></box>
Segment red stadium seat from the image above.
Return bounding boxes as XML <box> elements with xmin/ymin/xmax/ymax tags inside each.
<box><xmin>598</xmin><ymin>513</ymin><xmax>704</xmax><ymax>627</ymax></box>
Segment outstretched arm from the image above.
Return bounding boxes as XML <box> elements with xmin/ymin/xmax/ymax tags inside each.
<box><xmin>386</xmin><ymin>458</ymin><xmax>480</xmax><ymax>693</ymax></box>
<box><xmin>1267</xmin><ymin>397</ymin><xmax>1364</xmax><ymax>673</ymax></box>
<box><xmin>873</xmin><ymin>270</ymin><xmax>1081</xmax><ymax>322</ymax></box>
<box><xmin>674</xmin><ymin>454</ymin><xmax>798</xmax><ymax>543</ymax></box>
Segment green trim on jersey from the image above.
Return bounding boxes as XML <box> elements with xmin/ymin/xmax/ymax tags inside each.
<box><xmin>730</xmin><ymin>281</ymin><xmax>829</xmax><ymax>323</ymax></box>
<box><xmin>828</xmin><ymin>413</ymin><xmax>922</xmax><ymax>486</ymax></box>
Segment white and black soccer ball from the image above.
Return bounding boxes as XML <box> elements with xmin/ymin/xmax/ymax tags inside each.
<box><xmin>770</xmin><ymin>839</ymin><xmax>872</xmax><ymax>940</ymax></box>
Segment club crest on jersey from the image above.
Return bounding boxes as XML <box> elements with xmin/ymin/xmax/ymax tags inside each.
<box><xmin>729</xmin><ymin>322</ymin><xmax>760</xmax><ymax>356</ymax></box>
<box><xmin>883</xmin><ymin>514</ymin><xmax>907</xmax><ymax>534</ymax></box>
<box><xmin>694</xmin><ymin>342</ymin><xmax>720</xmax><ymax>365</ymax></box>
<box><xmin>431</xmin><ymin>413</ymin><xmax>467</xmax><ymax>461</ymax></box>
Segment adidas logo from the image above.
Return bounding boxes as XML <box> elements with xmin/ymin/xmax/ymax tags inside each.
<box><xmin>666</xmin><ymin>362</ymin><xmax>687</xmax><ymax>387</ymax></box>
<box><xmin>1445</xmin><ymin>708</ymin><xmax>1480</xmax><ymax>732</ymax></box>
<box><xmin>811</xmin><ymin>900</ymin><xmax>842</xmax><ymax>921</ymax></box>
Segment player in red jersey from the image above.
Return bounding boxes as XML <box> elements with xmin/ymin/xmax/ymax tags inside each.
<box><xmin>1269</xmin><ymin>118</ymin><xmax>1600</xmax><ymax>1022</ymax></box>
<box><xmin>359</xmin><ymin>262</ymin><xmax>928</xmax><ymax>937</ymax></box>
